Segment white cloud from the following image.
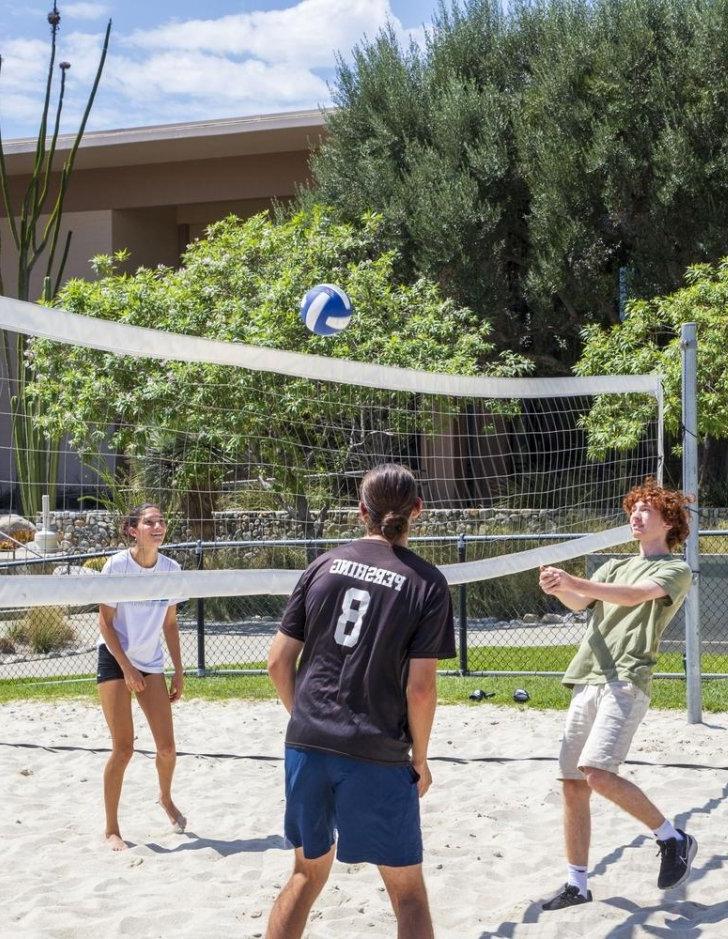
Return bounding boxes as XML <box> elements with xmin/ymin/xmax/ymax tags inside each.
<box><xmin>126</xmin><ymin>0</ymin><xmax>419</xmax><ymax>66</ymax></box>
<box><xmin>110</xmin><ymin>51</ymin><xmax>329</xmax><ymax>107</ymax></box>
<box><xmin>63</xmin><ymin>3</ymin><xmax>110</xmax><ymax>20</ymax></box>
<box><xmin>0</xmin><ymin>92</ymin><xmax>51</xmax><ymax>133</ymax></box>
<box><xmin>0</xmin><ymin>0</ymin><xmax>427</xmax><ymax>137</ymax></box>
<box><xmin>0</xmin><ymin>40</ymin><xmax>52</xmax><ymax>130</ymax></box>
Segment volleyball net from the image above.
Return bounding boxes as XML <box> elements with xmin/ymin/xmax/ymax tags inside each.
<box><xmin>0</xmin><ymin>294</ymin><xmax>662</xmax><ymax>614</ymax></box>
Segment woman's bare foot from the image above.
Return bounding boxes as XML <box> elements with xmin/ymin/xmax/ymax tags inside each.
<box><xmin>158</xmin><ymin>796</ymin><xmax>186</xmax><ymax>833</ymax></box>
<box><xmin>105</xmin><ymin>832</ymin><xmax>128</xmax><ymax>852</ymax></box>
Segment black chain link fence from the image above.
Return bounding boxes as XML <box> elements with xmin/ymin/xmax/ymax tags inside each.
<box><xmin>1</xmin><ymin>532</ymin><xmax>727</xmax><ymax>684</ymax></box>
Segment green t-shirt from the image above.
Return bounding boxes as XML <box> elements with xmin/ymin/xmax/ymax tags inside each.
<box><xmin>562</xmin><ymin>554</ymin><xmax>692</xmax><ymax>696</ymax></box>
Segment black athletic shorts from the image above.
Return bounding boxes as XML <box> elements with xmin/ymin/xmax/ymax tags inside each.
<box><xmin>96</xmin><ymin>643</ymin><xmax>152</xmax><ymax>684</ymax></box>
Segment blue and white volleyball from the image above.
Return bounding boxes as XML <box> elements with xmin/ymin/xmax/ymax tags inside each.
<box><xmin>299</xmin><ymin>284</ymin><xmax>353</xmax><ymax>336</ymax></box>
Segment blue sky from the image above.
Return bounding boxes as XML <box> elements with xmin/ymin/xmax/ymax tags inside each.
<box><xmin>0</xmin><ymin>0</ymin><xmax>442</xmax><ymax>139</ymax></box>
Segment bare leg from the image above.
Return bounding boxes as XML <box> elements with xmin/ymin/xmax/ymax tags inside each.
<box><xmin>266</xmin><ymin>846</ymin><xmax>335</xmax><ymax>939</ymax></box>
<box><xmin>98</xmin><ymin>678</ymin><xmax>134</xmax><ymax>850</ymax></box>
<box><xmin>582</xmin><ymin>766</ymin><xmax>664</xmax><ymax>830</ymax></box>
<box><xmin>563</xmin><ymin>778</ymin><xmax>592</xmax><ymax>867</ymax></box>
<box><xmin>136</xmin><ymin>674</ymin><xmax>185</xmax><ymax>830</ymax></box>
<box><xmin>378</xmin><ymin>863</ymin><xmax>433</xmax><ymax>939</ymax></box>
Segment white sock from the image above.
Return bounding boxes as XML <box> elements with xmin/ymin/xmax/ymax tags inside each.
<box><xmin>567</xmin><ymin>864</ymin><xmax>588</xmax><ymax>897</ymax></box>
<box><xmin>653</xmin><ymin>819</ymin><xmax>683</xmax><ymax>842</ymax></box>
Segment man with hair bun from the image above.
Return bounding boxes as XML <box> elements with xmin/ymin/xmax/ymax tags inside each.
<box><xmin>539</xmin><ymin>479</ymin><xmax>696</xmax><ymax>909</ymax></box>
<box><xmin>266</xmin><ymin>463</ymin><xmax>454</xmax><ymax>939</ymax></box>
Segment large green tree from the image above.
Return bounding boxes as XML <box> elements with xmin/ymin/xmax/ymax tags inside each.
<box><xmin>309</xmin><ymin>0</ymin><xmax>728</xmax><ymax>370</ymax></box>
<box><xmin>27</xmin><ymin>207</ymin><xmax>530</xmax><ymax>537</ymax></box>
<box><xmin>575</xmin><ymin>257</ymin><xmax>728</xmax><ymax>499</ymax></box>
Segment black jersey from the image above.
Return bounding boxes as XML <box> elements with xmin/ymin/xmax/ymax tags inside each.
<box><xmin>279</xmin><ymin>538</ymin><xmax>455</xmax><ymax>765</ymax></box>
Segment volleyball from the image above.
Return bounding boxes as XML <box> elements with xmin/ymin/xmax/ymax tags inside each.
<box><xmin>299</xmin><ymin>283</ymin><xmax>352</xmax><ymax>336</ymax></box>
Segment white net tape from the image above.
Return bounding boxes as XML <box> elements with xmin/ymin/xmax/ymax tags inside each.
<box><xmin>0</xmin><ymin>296</ymin><xmax>660</xmax><ymax>398</ymax></box>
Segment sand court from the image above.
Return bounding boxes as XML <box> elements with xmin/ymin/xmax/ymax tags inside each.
<box><xmin>1</xmin><ymin>698</ymin><xmax>727</xmax><ymax>938</ymax></box>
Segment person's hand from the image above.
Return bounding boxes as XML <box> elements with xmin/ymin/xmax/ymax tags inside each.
<box><xmin>123</xmin><ymin>665</ymin><xmax>146</xmax><ymax>693</ymax></box>
<box><xmin>539</xmin><ymin>565</ymin><xmax>573</xmax><ymax>594</ymax></box>
<box><xmin>412</xmin><ymin>759</ymin><xmax>432</xmax><ymax>798</ymax></box>
<box><xmin>169</xmin><ymin>670</ymin><xmax>184</xmax><ymax>702</ymax></box>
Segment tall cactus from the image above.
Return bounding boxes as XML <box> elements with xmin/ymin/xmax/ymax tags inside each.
<box><xmin>0</xmin><ymin>3</ymin><xmax>111</xmax><ymax>516</ymax></box>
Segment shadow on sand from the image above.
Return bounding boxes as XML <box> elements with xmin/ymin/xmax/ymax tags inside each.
<box><xmin>478</xmin><ymin>783</ymin><xmax>728</xmax><ymax>938</ymax></box>
<box><xmin>141</xmin><ymin>832</ymin><xmax>288</xmax><ymax>857</ymax></box>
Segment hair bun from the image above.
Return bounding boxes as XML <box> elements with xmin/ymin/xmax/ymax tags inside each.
<box><xmin>381</xmin><ymin>512</ymin><xmax>408</xmax><ymax>540</ymax></box>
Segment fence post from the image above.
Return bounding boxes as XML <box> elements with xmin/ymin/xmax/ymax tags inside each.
<box><xmin>195</xmin><ymin>539</ymin><xmax>206</xmax><ymax>678</ymax></box>
<box><xmin>681</xmin><ymin>322</ymin><xmax>702</xmax><ymax>724</ymax></box>
<box><xmin>457</xmin><ymin>534</ymin><xmax>469</xmax><ymax>675</ymax></box>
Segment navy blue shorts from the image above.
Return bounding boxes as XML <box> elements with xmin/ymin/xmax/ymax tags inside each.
<box><xmin>284</xmin><ymin>746</ymin><xmax>422</xmax><ymax>867</ymax></box>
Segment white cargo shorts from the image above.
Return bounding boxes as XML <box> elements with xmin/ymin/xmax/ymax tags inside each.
<box><xmin>558</xmin><ymin>681</ymin><xmax>650</xmax><ymax>780</ymax></box>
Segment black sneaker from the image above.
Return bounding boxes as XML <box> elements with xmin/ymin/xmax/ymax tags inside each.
<box><xmin>542</xmin><ymin>883</ymin><xmax>593</xmax><ymax>910</ymax></box>
<box><xmin>657</xmin><ymin>830</ymin><xmax>698</xmax><ymax>889</ymax></box>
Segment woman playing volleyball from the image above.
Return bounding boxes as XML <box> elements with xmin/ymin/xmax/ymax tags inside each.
<box><xmin>96</xmin><ymin>503</ymin><xmax>186</xmax><ymax>851</ymax></box>
<box><xmin>266</xmin><ymin>463</ymin><xmax>455</xmax><ymax>939</ymax></box>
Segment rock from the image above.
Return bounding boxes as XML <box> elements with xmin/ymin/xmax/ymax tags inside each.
<box><xmin>0</xmin><ymin>637</ymin><xmax>16</xmax><ymax>654</ymax></box>
<box><xmin>541</xmin><ymin>613</ymin><xmax>563</xmax><ymax>624</ymax></box>
<box><xmin>0</xmin><ymin>514</ymin><xmax>36</xmax><ymax>546</ymax></box>
<box><xmin>522</xmin><ymin>613</ymin><xmax>539</xmax><ymax>624</ymax></box>
<box><xmin>52</xmin><ymin>565</ymin><xmax>100</xmax><ymax>577</ymax></box>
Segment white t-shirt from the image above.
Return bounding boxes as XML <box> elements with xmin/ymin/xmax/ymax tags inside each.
<box><xmin>99</xmin><ymin>550</ymin><xmax>184</xmax><ymax>672</ymax></box>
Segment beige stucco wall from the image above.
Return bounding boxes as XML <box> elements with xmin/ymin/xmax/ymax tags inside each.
<box><xmin>0</xmin><ymin>209</ymin><xmax>112</xmax><ymax>300</ymax></box>
<box><xmin>111</xmin><ymin>206</ymin><xmax>180</xmax><ymax>273</ymax></box>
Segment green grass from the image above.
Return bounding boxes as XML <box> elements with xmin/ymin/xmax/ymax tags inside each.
<box><xmin>0</xmin><ymin>672</ymin><xmax>276</xmax><ymax>704</ymax></box>
<box><xmin>2</xmin><ymin>649</ymin><xmax>728</xmax><ymax>709</ymax></box>
<box><xmin>435</xmin><ymin>644</ymin><xmax>726</xmax><ymax>676</ymax></box>
<box><xmin>1</xmin><ymin>672</ymin><xmax>726</xmax><ymax>710</ymax></box>
<box><xmin>437</xmin><ymin>675</ymin><xmax>728</xmax><ymax>710</ymax></box>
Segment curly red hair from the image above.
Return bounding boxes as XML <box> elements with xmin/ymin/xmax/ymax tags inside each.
<box><xmin>622</xmin><ymin>478</ymin><xmax>693</xmax><ymax>550</ymax></box>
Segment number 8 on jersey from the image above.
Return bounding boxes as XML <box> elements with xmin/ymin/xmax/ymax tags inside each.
<box><xmin>334</xmin><ymin>587</ymin><xmax>371</xmax><ymax>648</ymax></box>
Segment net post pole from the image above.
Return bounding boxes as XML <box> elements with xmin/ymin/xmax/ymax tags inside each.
<box><xmin>457</xmin><ymin>534</ymin><xmax>469</xmax><ymax>675</ymax></box>
<box><xmin>656</xmin><ymin>379</ymin><xmax>665</xmax><ymax>484</ymax></box>
<box><xmin>681</xmin><ymin>322</ymin><xmax>702</xmax><ymax>724</ymax></box>
<box><xmin>195</xmin><ymin>539</ymin><xmax>206</xmax><ymax>678</ymax></box>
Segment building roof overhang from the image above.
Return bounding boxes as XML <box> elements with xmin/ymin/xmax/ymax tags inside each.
<box><xmin>2</xmin><ymin>108</ymin><xmax>328</xmax><ymax>174</ymax></box>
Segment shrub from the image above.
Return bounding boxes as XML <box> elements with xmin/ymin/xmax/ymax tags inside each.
<box><xmin>82</xmin><ymin>555</ymin><xmax>108</xmax><ymax>572</ymax></box>
<box><xmin>19</xmin><ymin>607</ymin><xmax>76</xmax><ymax>654</ymax></box>
<box><xmin>0</xmin><ymin>636</ymin><xmax>16</xmax><ymax>654</ymax></box>
<box><xmin>6</xmin><ymin>620</ymin><xmax>29</xmax><ymax>644</ymax></box>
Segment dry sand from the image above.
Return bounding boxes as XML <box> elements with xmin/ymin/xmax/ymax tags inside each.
<box><xmin>1</xmin><ymin>698</ymin><xmax>727</xmax><ymax>938</ymax></box>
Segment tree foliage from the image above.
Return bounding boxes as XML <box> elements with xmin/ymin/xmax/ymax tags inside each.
<box><xmin>28</xmin><ymin>207</ymin><xmax>530</xmax><ymax>533</ymax></box>
<box><xmin>575</xmin><ymin>257</ymin><xmax>728</xmax><ymax>494</ymax></box>
<box><xmin>309</xmin><ymin>0</ymin><xmax>728</xmax><ymax>369</ymax></box>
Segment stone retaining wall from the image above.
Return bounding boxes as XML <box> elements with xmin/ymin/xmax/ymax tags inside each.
<box><xmin>40</xmin><ymin>510</ymin><xmax>120</xmax><ymax>553</ymax></box>
<box><xmin>34</xmin><ymin>505</ymin><xmax>728</xmax><ymax>554</ymax></box>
